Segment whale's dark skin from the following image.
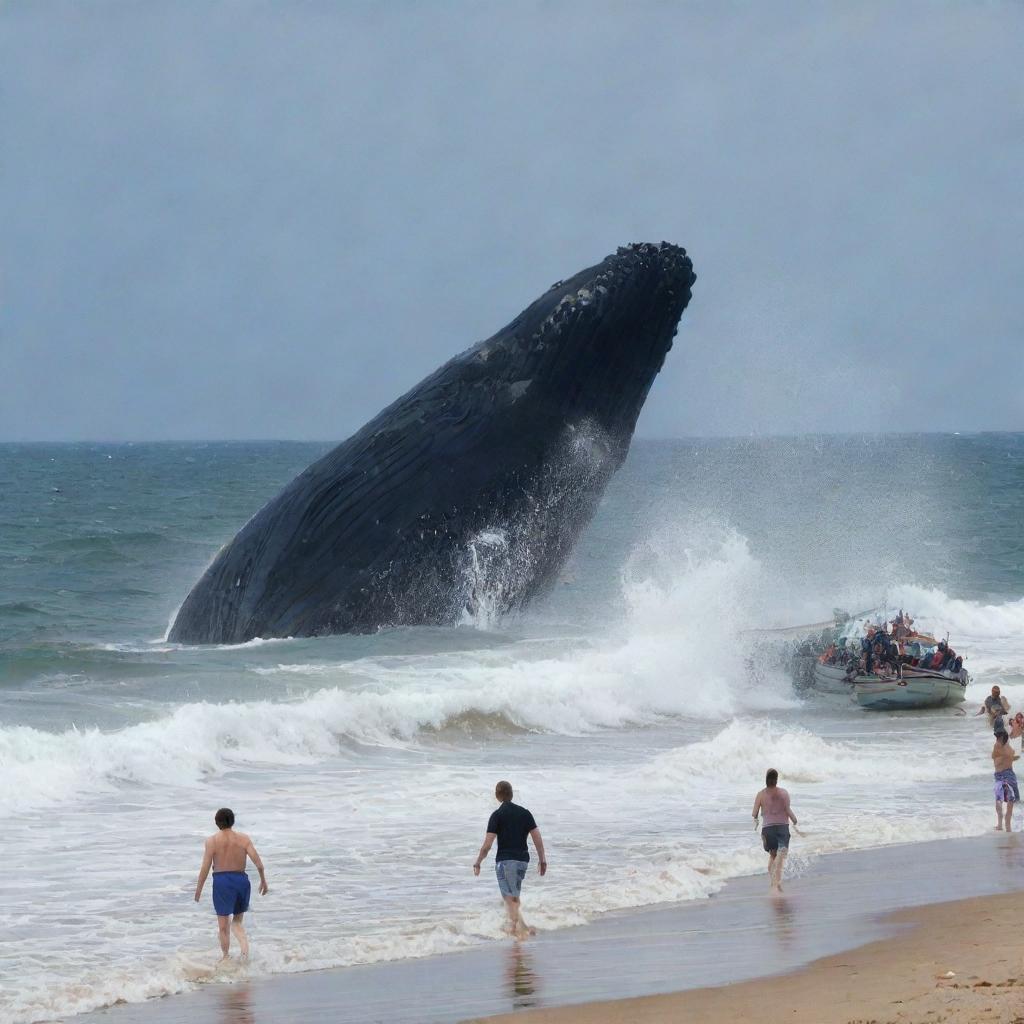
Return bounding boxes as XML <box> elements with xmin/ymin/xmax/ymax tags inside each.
<box><xmin>169</xmin><ymin>242</ymin><xmax>696</xmax><ymax>644</ymax></box>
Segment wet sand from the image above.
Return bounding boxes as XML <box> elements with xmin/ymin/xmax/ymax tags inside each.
<box><xmin>473</xmin><ymin>894</ymin><xmax>1024</xmax><ymax>1024</ymax></box>
<box><xmin>83</xmin><ymin>833</ymin><xmax>1024</xmax><ymax>1024</ymax></box>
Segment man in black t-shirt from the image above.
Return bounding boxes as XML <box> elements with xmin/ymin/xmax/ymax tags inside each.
<box><xmin>472</xmin><ymin>780</ymin><xmax>547</xmax><ymax>938</ymax></box>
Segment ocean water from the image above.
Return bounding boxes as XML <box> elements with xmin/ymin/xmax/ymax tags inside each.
<box><xmin>1</xmin><ymin>434</ymin><xmax>1022</xmax><ymax>1023</ymax></box>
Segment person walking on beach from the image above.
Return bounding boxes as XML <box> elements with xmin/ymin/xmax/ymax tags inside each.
<box><xmin>473</xmin><ymin>781</ymin><xmax>547</xmax><ymax>939</ymax></box>
<box><xmin>752</xmin><ymin>769</ymin><xmax>798</xmax><ymax>893</ymax></box>
<box><xmin>194</xmin><ymin>808</ymin><xmax>269</xmax><ymax>959</ymax></box>
<box><xmin>992</xmin><ymin>730</ymin><xmax>1020</xmax><ymax>832</ymax></box>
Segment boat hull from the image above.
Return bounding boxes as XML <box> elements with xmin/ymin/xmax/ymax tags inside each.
<box><xmin>812</xmin><ymin>662</ymin><xmax>854</xmax><ymax>695</ymax></box>
<box><xmin>852</xmin><ymin>672</ymin><xmax>968</xmax><ymax>710</ymax></box>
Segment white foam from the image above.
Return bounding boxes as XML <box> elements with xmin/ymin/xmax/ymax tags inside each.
<box><xmin>644</xmin><ymin>719</ymin><xmax>980</xmax><ymax>788</ymax></box>
<box><xmin>0</xmin><ymin>527</ymin><xmax>799</xmax><ymax>816</ymax></box>
<box><xmin>11</xmin><ymin>531</ymin><xmax>1024</xmax><ymax>820</ymax></box>
<box><xmin>4</xmin><ymin>522</ymin><xmax>1021</xmax><ymax>1024</ymax></box>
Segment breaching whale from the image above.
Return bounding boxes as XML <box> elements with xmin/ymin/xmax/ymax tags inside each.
<box><xmin>169</xmin><ymin>242</ymin><xmax>696</xmax><ymax>644</ymax></box>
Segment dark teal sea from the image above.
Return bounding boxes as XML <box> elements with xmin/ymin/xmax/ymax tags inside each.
<box><xmin>0</xmin><ymin>433</ymin><xmax>1021</xmax><ymax>1023</ymax></box>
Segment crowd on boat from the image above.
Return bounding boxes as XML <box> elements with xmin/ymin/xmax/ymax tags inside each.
<box><xmin>817</xmin><ymin>609</ymin><xmax>964</xmax><ymax>680</ymax></box>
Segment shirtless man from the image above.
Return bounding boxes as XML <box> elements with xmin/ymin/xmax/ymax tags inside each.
<box><xmin>992</xmin><ymin>731</ymin><xmax>1019</xmax><ymax>832</ymax></box>
<box><xmin>752</xmin><ymin>768</ymin><xmax>798</xmax><ymax>892</ymax></box>
<box><xmin>194</xmin><ymin>808</ymin><xmax>268</xmax><ymax>959</ymax></box>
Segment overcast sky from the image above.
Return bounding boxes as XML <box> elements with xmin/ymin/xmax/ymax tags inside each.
<box><xmin>2</xmin><ymin>1</ymin><xmax>1021</xmax><ymax>441</ymax></box>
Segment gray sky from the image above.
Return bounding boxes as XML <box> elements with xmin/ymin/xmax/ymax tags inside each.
<box><xmin>2</xmin><ymin>1</ymin><xmax>1021</xmax><ymax>441</ymax></box>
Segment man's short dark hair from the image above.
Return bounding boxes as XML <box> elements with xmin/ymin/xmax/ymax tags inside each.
<box><xmin>495</xmin><ymin>780</ymin><xmax>513</xmax><ymax>802</ymax></box>
<box><xmin>215</xmin><ymin>807</ymin><xmax>235</xmax><ymax>829</ymax></box>
<box><xmin>765</xmin><ymin>769</ymin><xmax>779</xmax><ymax>787</ymax></box>
<box><xmin>996</xmin><ymin>730</ymin><xmax>1009</xmax><ymax>744</ymax></box>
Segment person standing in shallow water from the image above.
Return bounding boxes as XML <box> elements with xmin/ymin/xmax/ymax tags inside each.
<box><xmin>992</xmin><ymin>730</ymin><xmax>1019</xmax><ymax>832</ymax></box>
<box><xmin>977</xmin><ymin>685</ymin><xmax>1010</xmax><ymax>734</ymax></box>
<box><xmin>473</xmin><ymin>781</ymin><xmax>547</xmax><ymax>939</ymax></box>
<box><xmin>194</xmin><ymin>808</ymin><xmax>269</xmax><ymax>959</ymax></box>
<box><xmin>752</xmin><ymin>769</ymin><xmax>798</xmax><ymax>893</ymax></box>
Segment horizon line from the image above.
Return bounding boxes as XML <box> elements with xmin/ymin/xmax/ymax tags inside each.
<box><xmin>1</xmin><ymin>429</ymin><xmax>1021</xmax><ymax>446</ymax></box>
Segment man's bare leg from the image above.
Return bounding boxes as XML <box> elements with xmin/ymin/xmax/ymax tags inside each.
<box><xmin>996</xmin><ymin>800</ymin><xmax>1005</xmax><ymax>830</ymax></box>
<box><xmin>514</xmin><ymin>902</ymin><xmax>535</xmax><ymax>939</ymax></box>
<box><xmin>1006</xmin><ymin>801</ymin><xmax>1015</xmax><ymax>833</ymax></box>
<box><xmin>231</xmin><ymin>913</ymin><xmax>250</xmax><ymax>958</ymax></box>
<box><xmin>772</xmin><ymin>850</ymin><xmax>788</xmax><ymax>892</ymax></box>
<box><xmin>767</xmin><ymin>851</ymin><xmax>776</xmax><ymax>885</ymax></box>
<box><xmin>217</xmin><ymin>916</ymin><xmax>231</xmax><ymax>958</ymax></box>
<box><xmin>502</xmin><ymin>895</ymin><xmax>520</xmax><ymax>934</ymax></box>
<box><xmin>503</xmin><ymin>896</ymin><xmax>533</xmax><ymax>939</ymax></box>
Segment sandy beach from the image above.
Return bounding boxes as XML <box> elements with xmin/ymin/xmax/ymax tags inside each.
<box><xmin>473</xmin><ymin>894</ymin><xmax>1024</xmax><ymax>1024</ymax></box>
<box><xmin>82</xmin><ymin>833</ymin><xmax>1024</xmax><ymax>1024</ymax></box>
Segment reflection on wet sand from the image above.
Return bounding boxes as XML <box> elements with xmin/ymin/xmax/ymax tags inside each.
<box><xmin>997</xmin><ymin>833</ymin><xmax>1024</xmax><ymax>873</ymax></box>
<box><xmin>504</xmin><ymin>942</ymin><xmax>541</xmax><ymax>1010</ymax></box>
<box><xmin>770</xmin><ymin>894</ymin><xmax>797</xmax><ymax>950</ymax></box>
<box><xmin>218</xmin><ymin>984</ymin><xmax>254</xmax><ymax>1024</ymax></box>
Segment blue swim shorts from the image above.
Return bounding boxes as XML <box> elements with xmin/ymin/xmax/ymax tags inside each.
<box><xmin>495</xmin><ymin>860</ymin><xmax>528</xmax><ymax>899</ymax></box>
<box><xmin>212</xmin><ymin>871</ymin><xmax>251</xmax><ymax>916</ymax></box>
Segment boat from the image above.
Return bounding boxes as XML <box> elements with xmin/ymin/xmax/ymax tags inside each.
<box><xmin>810</xmin><ymin>660</ymin><xmax>855</xmax><ymax>695</ymax></box>
<box><xmin>809</xmin><ymin>610</ymin><xmax>970</xmax><ymax>710</ymax></box>
<box><xmin>852</xmin><ymin>668</ymin><xmax>969</xmax><ymax>710</ymax></box>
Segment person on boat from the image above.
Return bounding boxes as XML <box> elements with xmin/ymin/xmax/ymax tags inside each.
<box><xmin>896</xmin><ymin>638</ymin><xmax>911</xmax><ymax>668</ymax></box>
<box><xmin>880</xmin><ymin>639</ymin><xmax>900</xmax><ymax>674</ymax></box>
<box><xmin>926</xmin><ymin>642</ymin><xmax>949</xmax><ymax>671</ymax></box>
<box><xmin>992</xmin><ymin>729</ymin><xmax>1019</xmax><ymax>832</ymax></box>
<box><xmin>977</xmin><ymin>685</ymin><xmax>1010</xmax><ymax>733</ymax></box>
<box><xmin>940</xmin><ymin>643</ymin><xmax>960</xmax><ymax>673</ymax></box>
<box><xmin>752</xmin><ymin>769</ymin><xmax>798</xmax><ymax>893</ymax></box>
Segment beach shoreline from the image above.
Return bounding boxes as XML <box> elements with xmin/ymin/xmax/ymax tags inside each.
<box><xmin>81</xmin><ymin>832</ymin><xmax>1024</xmax><ymax>1024</ymax></box>
<box><xmin>470</xmin><ymin>892</ymin><xmax>1024</xmax><ymax>1024</ymax></box>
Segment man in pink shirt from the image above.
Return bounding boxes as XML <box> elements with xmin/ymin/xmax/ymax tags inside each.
<box><xmin>752</xmin><ymin>768</ymin><xmax>798</xmax><ymax>892</ymax></box>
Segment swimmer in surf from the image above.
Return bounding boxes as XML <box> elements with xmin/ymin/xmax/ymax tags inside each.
<box><xmin>977</xmin><ymin>685</ymin><xmax>1010</xmax><ymax>733</ymax></box>
<box><xmin>752</xmin><ymin>769</ymin><xmax>798</xmax><ymax>892</ymax></box>
<box><xmin>194</xmin><ymin>808</ymin><xmax>268</xmax><ymax>959</ymax></box>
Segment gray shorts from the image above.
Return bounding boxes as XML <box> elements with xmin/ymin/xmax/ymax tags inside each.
<box><xmin>762</xmin><ymin>825</ymin><xmax>790</xmax><ymax>853</ymax></box>
<box><xmin>495</xmin><ymin>860</ymin><xmax>528</xmax><ymax>898</ymax></box>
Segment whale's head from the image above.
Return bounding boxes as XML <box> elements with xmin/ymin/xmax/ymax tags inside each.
<box><xmin>471</xmin><ymin>242</ymin><xmax>696</xmax><ymax>452</ymax></box>
<box><xmin>168</xmin><ymin>242</ymin><xmax>696</xmax><ymax>644</ymax></box>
